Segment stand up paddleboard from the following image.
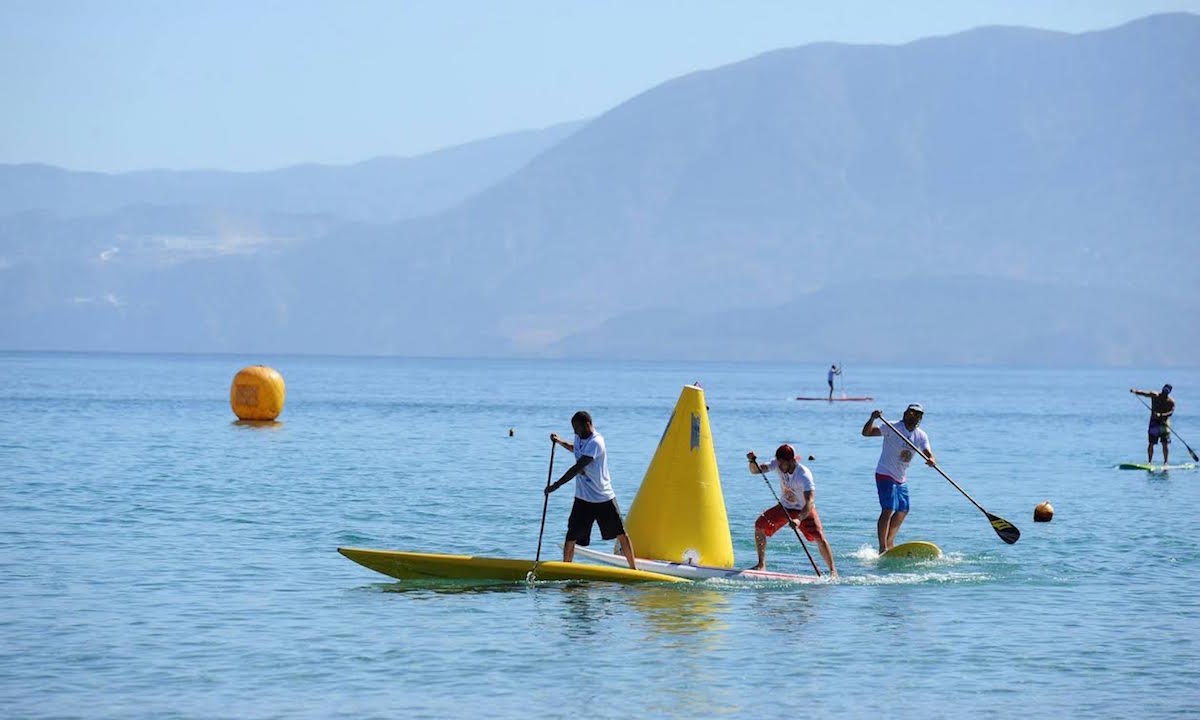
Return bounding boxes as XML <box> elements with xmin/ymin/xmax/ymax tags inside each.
<box><xmin>879</xmin><ymin>541</ymin><xmax>942</xmax><ymax>563</ymax></box>
<box><xmin>1117</xmin><ymin>462</ymin><xmax>1196</xmax><ymax>472</ymax></box>
<box><xmin>338</xmin><ymin>548</ymin><xmax>688</xmax><ymax>584</ymax></box>
<box><xmin>795</xmin><ymin>396</ymin><xmax>874</xmax><ymax>402</ymax></box>
<box><xmin>575</xmin><ymin>546</ymin><xmax>824</xmax><ymax>583</ymax></box>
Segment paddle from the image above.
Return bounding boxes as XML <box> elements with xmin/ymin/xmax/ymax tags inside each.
<box><xmin>748</xmin><ymin>453</ymin><xmax>821</xmax><ymax>577</ymax></box>
<box><xmin>528</xmin><ymin>440</ymin><xmax>556</xmax><ymax>581</ymax></box>
<box><xmin>1133</xmin><ymin>394</ymin><xmax>1199</xmax><ymax>463</ymax></box>
<box><xmin>877</xmin><ymin>416</ymin><xmax>1020</xmax><ymax>545</ymax></box>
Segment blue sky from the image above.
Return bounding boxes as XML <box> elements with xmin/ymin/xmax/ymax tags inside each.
<box><xmin>3</xmin><ymin>0</ymin><xmax>1197</xmax><ymax>172</ymax></box>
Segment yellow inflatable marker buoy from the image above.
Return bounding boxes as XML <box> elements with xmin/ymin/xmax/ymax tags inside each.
<box><xmin>624</xmin><ymin>384</ymin><xmax>735</xmax><ymax>568</ymax></box>
<box><xmin>230</xmin><ymin>365</ymin><xmax>286</xmax><ymax>421</ymax></box>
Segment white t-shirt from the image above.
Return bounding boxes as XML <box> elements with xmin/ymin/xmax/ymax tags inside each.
<box><xmin>573</xmin><ymin>432</ymin><xmax>615</xmax><ymax>502</ymax></box>
<box><xmin>875</xmin><ymin>421</ymin><xmax>931</xmax><ymax>484</ymax></box>
<box><xmin>766</xmin><ymin>458</ymin><xmax>815</xmax><ymax>510</ymax></box>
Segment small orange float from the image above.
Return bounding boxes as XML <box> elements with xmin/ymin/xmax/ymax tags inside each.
<box><xmin>230</xmin><ymin>365</ymin><xmax>286</xmax><ymax>421</ymax></box>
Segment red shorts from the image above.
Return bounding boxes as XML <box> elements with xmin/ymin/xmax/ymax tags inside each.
<box><xmin>755</xmin><ymin>503</ymin><xmax>824</xmax><ymax>541</ymax></box>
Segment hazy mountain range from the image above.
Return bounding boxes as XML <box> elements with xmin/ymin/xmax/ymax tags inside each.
<box><xmin>2</xmin><ymin>14</ymin><xmax>1197</xmax><ymax>365</ymax></box>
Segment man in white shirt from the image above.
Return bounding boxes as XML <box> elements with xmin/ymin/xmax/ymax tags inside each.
<box><xmin>546</xmin><ymin>411</ymin><xmax>637</xmax><ymax>570</ymax></box>
<box><xmin>861</xmin><ymin>404</ymin><xmax>936</xmax><ymax>553</ymax></box>
<box><xmin>745</xmin><ymin>443</ymin><xmax>837</xmax><ymax>576</ymax></box>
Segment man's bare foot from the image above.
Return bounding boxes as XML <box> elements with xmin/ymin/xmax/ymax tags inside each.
<box><xmin>751</xmin><ymin>563</ymin><xmax>765</xmax><ymax>571</ymax></box>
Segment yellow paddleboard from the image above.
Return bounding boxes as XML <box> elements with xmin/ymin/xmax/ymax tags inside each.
<box><xmin>880</xmin><ymin>541</ymin><xmax>943</xmax><ymax>562</ymax></box>
<box><xmin>338</xmin><ymin>547</ymin><xmax>690</xmax><ymax>584</ymax></box>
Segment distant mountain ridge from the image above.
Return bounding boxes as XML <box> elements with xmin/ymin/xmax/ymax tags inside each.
<box><xmin>2</xmin><ymin>14</ymin><xmax>1197</xmax><ymax>364</ymax></box>
<box><xmin>0</xmin><ymin>120</ymin><xmax>584</xmax><ymax>222</ymax></box>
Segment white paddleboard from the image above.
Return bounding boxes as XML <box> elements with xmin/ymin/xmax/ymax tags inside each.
<box><xmin>574</xmin><ymin>546</ymin><xmax>825</xmax><ymax>583</ymax></box>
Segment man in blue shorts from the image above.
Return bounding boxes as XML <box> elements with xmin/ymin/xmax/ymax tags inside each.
<box><xmin>546</xmin><ymin>410</ymin><xmax>638</xmax><ymax>570</ymax></box>
<box><xmin>1131</xmin><ymin>385</ymin><xmax>1175</xmax><ymax>465</ymax></box>
<box><xmin>861</xmin><ymin>404</ymin><xmax>936</xmax><ymax>553</ymax></box>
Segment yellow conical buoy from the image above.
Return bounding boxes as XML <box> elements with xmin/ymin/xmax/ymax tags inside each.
<box><xmin>230</xmin><ymin>365</ymin><xmax>286</xmax><ymax>421</ymax></box>
<box><xmin>624</xmin><ymin>384</ymin><xmax>734</xmax><ymax>568</ymax></box>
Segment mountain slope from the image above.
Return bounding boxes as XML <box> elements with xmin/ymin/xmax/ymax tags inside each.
<box><xmin>2</xmin><ymin>15</ymin><xmax>1197</xmax><ymax>362</ymax></box>
<box><xmin>0</xmin><ymin>121</ymin><xmax>584</xmax><ymax>222</ymax></box>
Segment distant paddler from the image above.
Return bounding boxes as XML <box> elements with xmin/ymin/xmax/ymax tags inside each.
<box><xmin>745</xmin><ymin>444</ymin><xmax>837</xmax><ymax>577</ymax></box>
<box><xmin>862</xmin><ymin>404</ymin><xmax>936</xmax><ymax>554</ymax></box>
<box><xmin>827</xmin><ymin>364</ymin><xmax>842</xmax><ymax>400</ymax></box>
<box><xmin>546</xmin><ymin>411</ymin><xmax>638</xmax><ymax>570</ymax></box>
<box><xmin>1131</xmin><ymin>385</ymin><xmax>1175</xmax><ymax>465</ymax></box>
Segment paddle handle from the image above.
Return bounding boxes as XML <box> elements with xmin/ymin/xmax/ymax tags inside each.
<box><xmin>877</xmin><ymin>416</ymin><xmax>987</xmax><ymax>515</ymax></box>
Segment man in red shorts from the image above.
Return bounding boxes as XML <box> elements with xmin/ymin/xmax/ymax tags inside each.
<box><xmin>746</xmin><ymin>444</ymin><xmax>837</xmax><ymax>577</ymax></box>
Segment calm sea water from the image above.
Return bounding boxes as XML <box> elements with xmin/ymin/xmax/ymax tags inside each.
<box><xmin>1</xmin><ymin>353</ymin><xmax>1198</xmax><ymax>718</ymax></box>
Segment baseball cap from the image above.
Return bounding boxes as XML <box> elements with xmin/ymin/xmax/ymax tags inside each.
<box><xmin>1163</xmin><ymin>384</ymin><xmax>1173</xmax><ymax>394</ymax></box>
<box><xmin>775</xmin><ymin>444</ymin><xmax>796</xmax><ymax>461</ymax></box>
<box><xmin>906</xmin><ymin>403</ymin><xmax>925</xmax><ymax>414</ymax></box>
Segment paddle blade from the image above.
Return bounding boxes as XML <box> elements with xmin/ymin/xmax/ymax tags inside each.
<box><xmin>987</xmin><ymin>513</ymin><xmax>1021</xmax><ymax>544</ymax></box>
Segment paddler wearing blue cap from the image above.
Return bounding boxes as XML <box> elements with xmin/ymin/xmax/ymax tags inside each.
<box><xmin>861</xmin><ymin>404</ymin><xmax>936</xmax><ymax>553</ymax></box>
<box><xmin>1130</xmin><ymin>384</ymin><xmax>1175</xmax><ymax>465</ymax></box>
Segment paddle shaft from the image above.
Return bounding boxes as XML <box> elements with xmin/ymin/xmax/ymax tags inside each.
<box><xmin>532</xmin><ymin>441</ymin><xmax>556</xmax><ymax>571</ymax></box>
<box><xmin>752</xmin><ymin>461</ymin><xmax>821</xmax><ymax>577</ymax></box>
<box><xmin>1134</xmin><ymin>395</ymin><xmax>1199</xmax><ymax>462</ymax></box>
<box><xmin>877</xmin><ymin>415</ymin><xmax>1019</xmax><ymax>544</ymax></box>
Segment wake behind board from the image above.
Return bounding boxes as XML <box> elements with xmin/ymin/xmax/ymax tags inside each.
<box><xmin>575</xmin><ymin>546</ymin><xmax>825</xmax><ymax>583</ymax></box>
<box><xmin>879</xmin><ymin>541</ymin><xmax>942</xmax><ymax>563</ymax></box>
<box><xmin>795</xmin><ymin>396</ymin><xmax>874</xmax><ymax>402</ymax></box>
<box><xmin>338</xmin><ymin>547</ymin><xmax>688</xmax><ymax>584</ymax></box>
<box><xmin>1118</xmin><ymin>462</ymin><xmax>1195</xmax><ymax>472</ymax></box>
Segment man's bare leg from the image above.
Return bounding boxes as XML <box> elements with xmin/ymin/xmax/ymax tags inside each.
<box><xmin>885</xmin><ymin>510</ymin><xmax>908</xmax><ymax>551</ymax></box>
<box><xmin>816</xmin><ymin>537</ymin><xmax>837</xmax><ymax>578</ymax></box>
<box><xmin>753</xmin><ymin>527</ymin><xmax>768</xmax><ymax>570</ymax></box>
<box><xmin>877</xmin><ymin>509</ymin><xmax>893</xmax><ymax>554</ymax></box>
<box><xmin>617</xmin><ymin>533</ymin><xmax>637</xmax><ymax>570</ymax></box>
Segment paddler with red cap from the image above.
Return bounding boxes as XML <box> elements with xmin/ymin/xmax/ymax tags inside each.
<box><xmin>745</xmin><ymin>443</ymin><xmax>837</xmax><ymax>576</ymax></box>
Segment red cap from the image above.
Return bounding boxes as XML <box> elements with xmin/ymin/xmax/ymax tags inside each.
<box><xmin>775</xmin><ymin>444</ymin><xmax>796</xmax><ymax>461</ymax></box>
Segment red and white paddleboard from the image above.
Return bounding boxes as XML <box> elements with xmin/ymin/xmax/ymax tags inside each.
<box><xmin>795</xmin><ymin>396</ymin><xmax>874</xmax><ymax>402</ymax></box>
<box><xmin>574</xmin><ymin>546</ymin><xmax>825</xmax><ymax>583</ymax></box>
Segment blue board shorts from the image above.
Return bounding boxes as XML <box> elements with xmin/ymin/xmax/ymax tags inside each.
<box><xmin>876</xmin><ymin>473</ymin><xmax>909</xmax><ymax>512</ymax></box>
<box><xmin>1149</xmin><ymin>423</ymin><xmax>1171</xmax><ymax>445</ymax></box>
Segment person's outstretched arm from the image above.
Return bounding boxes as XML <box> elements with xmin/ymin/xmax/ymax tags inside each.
<box><xmin>546</xmin><ymin>455</ymin><xmax>592</xmax><ymax>495</ymax></box>
<box><xmin>746</xmin><ymin>452</ymin><xmax>769</xmax><ymax>475</ymax></box>
<box><xmin>550</xmin><ymin>432</ymin><xmax>575</xmax><ymax>452</ymax></box>
<box><xmin>862</xmin><ymin>410</ymin><xmax>883</xmax><ymax>437</ymax></box>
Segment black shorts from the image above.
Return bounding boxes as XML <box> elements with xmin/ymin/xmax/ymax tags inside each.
<box><xmin>1149</xmin><ymin>424</ymin><xmax>1171</xmax><ymax>445</ymax></box>
<box><xmin>566</xmin><ymin>498</ymin><xmax>625</xmax><ymax>546</ymax></box>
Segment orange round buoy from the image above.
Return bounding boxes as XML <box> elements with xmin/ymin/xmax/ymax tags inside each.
<box><xmin>1034</xmin><ymin>501</ymin><xmax>1054</xmax><ymax>522</ymax></box>
<box><xmin>230</xmin><ymin>365</ymin><xmax>286</xmax><ymax>421</ymax></box>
